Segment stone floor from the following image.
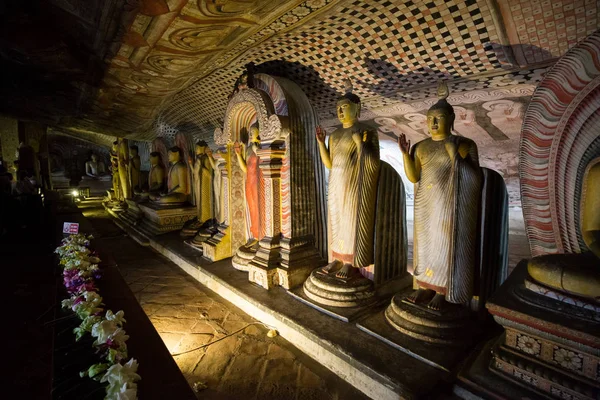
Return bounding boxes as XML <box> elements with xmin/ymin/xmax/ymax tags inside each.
<box><xmin>84</xmin><ymin>207</ymin><xmax>366</xmax><ymax>400</ymax></box>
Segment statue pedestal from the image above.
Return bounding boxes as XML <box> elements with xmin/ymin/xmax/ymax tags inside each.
<box><xmin>136</xmin><ymin>202</ymin><xmax>196</xmax><ymax>236</ymax></box>
<box><xmin>118</xmin><ymin>199</ymin><xmax>144</xmax><ymax>227</ymax></box>
<box><xmin>202</xmin><ymin>223</ymin><xmax>232</xmax><ymax>262</ymax></box>
<box><xmin>274</xmin><ymin>237</ymin><xmax>324</xmax><ymax>290</ymax></box>
<box><xmin>458</xmin><ymin>261</ymin><xmax>600</xmax><ymax>400</ymax></box>
<box><xmin>356</xmin><ymin>288</ymin><xmax>479</xmax><ymax>373</ymax></box>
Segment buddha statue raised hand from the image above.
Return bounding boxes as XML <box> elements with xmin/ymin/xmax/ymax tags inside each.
<box><xmin>234</xmin><ymin>126</ymin><xmax>262</xmax><ymax>251</ymax></box>
<box><xmin>398</xmin><ymin>82</ymin><xmax>482</xmax><ymax>311</ymax></box>
<box><xmin>316</xmin><ymin>80</ymin><xmax>380</xmax><ymax>280</ymax></box>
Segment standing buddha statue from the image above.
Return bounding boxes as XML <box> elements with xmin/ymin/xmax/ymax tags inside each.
<box><xmin>398</xmin><ymin>82</ymin><xmax>482</xmax><ymax>311</ymax></box>
<box><xmin>129</xmin><ymin>145</ymin><xmax>141</xmax><ymax>193</ymax></box>
<box><xmin>315</xmin><ymin>80</ymin><xmax>380</xmax><ymax>279</ymax></box>
<box><xmin>231</xmin><ymin>126</ymin><xmax>263</xmax><ymax>270</ymax></box>
<box><xmin>181</xmin><ymin>141</ymin><xmax>214</xmax><ymax>237</ymax></box>
<box><xmin>109</xmin><ymin>141</ymin><xmax>121</xmax><ymax>202</ymax></box>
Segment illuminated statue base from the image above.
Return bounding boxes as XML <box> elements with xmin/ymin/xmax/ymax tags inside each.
<box><xmin>202</xmin><ymin>224</ymin><xmax>232</xmax><ymax>262</ymax></box>
<box><xmin>383</xmin><ymin>293</ymin><xmax>475</xmax><ymax>346</ymax></box>
<box><xmin>459</xmin><ymin>262</ymin><xmax>600</xmax><ymax>400</ymax></box>
<box><xmin>135</xmin><ymin>202</ymin><xmax>196</xmax><ymax>236</ymax></box>
<box><xmin>302</xmin><ymin>267</ymin><xmax>376</xmax><ymax>308</ymax></box>
<box><xmin>231</xmin><ymin>240</ymin><xmax>259</xmax><ymax>272</ymax></box>
<box><xmin>180</xmin><ymin>217</ymin><xmax>205</xmax><ymax>238</ymax></box>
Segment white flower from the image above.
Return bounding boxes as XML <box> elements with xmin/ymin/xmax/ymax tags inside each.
<box><xmin>92</xmin><ymin>319</ymin><xmax>119</xmax><ymax>344</ymax></box>
<box><xmin>105</xmin><ymin>310</ymin><xmax>126</xmax><ymax>327</ymax></box>
<box><xmin>516</xmin><ymin>335</ymin><xmax>541</xmax><ymax>355</ymax></box>
<box><xmin>101</xmin><ymin>359</ymin><xmax>141</xmax><ymax>389</ymax></box>
<box><xmin>553</xmin><ymin>348</ymin><xmax>582</xmax><ymax>371</ymax></box>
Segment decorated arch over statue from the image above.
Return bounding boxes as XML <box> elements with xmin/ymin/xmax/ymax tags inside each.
<box><xmin>520</xmin><ymin>31</ymin><xmax>600</xmax><ymax>257</ymax></box>
<box><xmin>203</xmin><ymin>72</ymin><xmax>328</xmax><ymax>290</ymax></box>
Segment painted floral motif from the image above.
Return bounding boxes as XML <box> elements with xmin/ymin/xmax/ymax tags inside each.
<box><xmin>553</xmin><ymin>347</ymin><xmax>583</xmax><ymax>371</ymax></box>
<box><xmin>513</xmin><ymin>370</ymin><xmax>538</xmax><ymax>387</ymax></box>
<box><xmin>516</xmin><ymin>334</ymin><xmax>541</xmax><ymax>356</ymax></box>
<box><xmin>292</xmin><ymin>6</ymin><xmax>310</xmax><ymax>17</ymax></box>
<box><xmin>305</xmin><ymin>0</ymin><xmax>327</xmax><ymax>8</ymax></box>
<box><xmin>551</xmin><ymin>387</ymin><xmax>574</xmax><ymax>400</ymax></box>
<box><xmin>280</xmin><ymin>14</ymin><xmax>299</xmax><ymax>25</ymax></box>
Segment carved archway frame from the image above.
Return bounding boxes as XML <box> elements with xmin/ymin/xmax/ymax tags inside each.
<box><xmin>204</xmin><ymin>88</ymin><xmax>287</xmax><ymax>263</ymax></box>
<box><xmin>520</xmin><ymin>31</ymin><xmax>600</xmax><ymax>256</ymax></box>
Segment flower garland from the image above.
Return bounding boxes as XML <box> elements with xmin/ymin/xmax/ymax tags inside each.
<box><xmin>56</xmin><ymin>233</ymin><xmax>141</xmax><ymax>400</ymax></box>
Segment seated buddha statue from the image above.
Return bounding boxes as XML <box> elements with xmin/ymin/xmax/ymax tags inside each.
<box><xmin>148</xmin><ymin>151</ymin><xmax>165</xmax><ymax>197</ymax></box>
<box><xmin>527</xmin><ymin>158</ymin><xmax>600</xmax><ymax>301</ymax></box>
<box><xmin>84</xmin><ymin>154</ymin><xmax>110</xmax><ymax>180</ymax></box>
<box><xmin>150</xmin><ymin>146</ymin><xmax>189</xmax><ymax>205</ymax></box>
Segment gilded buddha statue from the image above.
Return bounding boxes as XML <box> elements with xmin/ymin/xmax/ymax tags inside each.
<box><xmin>526</xmin><ymin>158</ymin><xmax>600</xmax><ymax>300</ymax></box>
<box><xmin>315</xmin><ymin>80</ymin><xmax>380</xmax><ymax>279</ymax></box>
<box><xmin>148</xmin><ymin>152</ymin><xmax>165</xmax><ymax>196</ymax></box>
<box><xmin>398</xmin><ymin>82</ymin><xmax>482</xmax><ymax>311</ymax></box>
<box><xmin>128</xmin><ymin>145</ymin><xmax>141</xmax><ymax>193</ymax></box>
<box><xmin>109</xmin><ymin>141</ymin><xmax>121</xmax><ymax>201</ymax></box>
<box><xmin>150</xmin><ymin>146</ymin><xmax>189</xmax><ymax>205</ymax></box>
<box><xmin>181</xmin><ymin>141</ymin><xmax>214</xmax><ymax>237</ymax></box>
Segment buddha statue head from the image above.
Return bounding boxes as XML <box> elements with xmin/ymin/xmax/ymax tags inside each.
<box><xmin>129</xmin><ymin>145</ymin><xmax>138</xmax><ymax>157</ymax></box>
<box><xmin>427</xmin><ymin>81</ymin><xmax>455</xmax><ymax>140</ymax></box>
<box><xmin>195</xmin><ymin>140</ymin><xmax>208</xmax><ymax>156</ymax></box>
<box><xmin>249</xmin><ymin>125</ymin><xmax>261</xmax><ymax>146</ymax></box>
<box><xmin>91</xmin><ymin>154</ymin><xmax>98</xmax><ymax>163</ymax></box>
<box><xmin>150</xmin><ymin>151</ymin><xmax>161</xmax><ymax>167</ymax></box>
<box><xmin>168</xmin><ymin>146</ymin><xmax>182</xmax><ymax>164</ymax></box>
<box><xmin>337</xmin><ymin>79</ymin><xmax>361</xmax><ymax>128</ymax></box>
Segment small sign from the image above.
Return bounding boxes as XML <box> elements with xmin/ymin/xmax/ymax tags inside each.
<box><xmin>63</xmin><ymin>222</ymin><xmax>80</xmax><ymax>234</ymax></box>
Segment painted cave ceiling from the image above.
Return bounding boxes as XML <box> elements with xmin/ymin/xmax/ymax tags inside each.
<box><xmin>1</xmin><ymin>0</ymin><xmax>599</xmax><ymax>150</ymax></box>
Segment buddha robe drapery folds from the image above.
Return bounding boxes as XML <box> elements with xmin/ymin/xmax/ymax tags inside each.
<box><xmin>412</xmin><ymin>135</ymin><xmax>482</xmax><ymax>304</ymax></box>
<box><xmin>192</xmin><ymin>154</ymin><xmax>213</xmax><ymax>223</ymax></box>
<box><xmin>327</xmin><ymin>123</ymin><xmax>380</xmax><ymax>268</ymax></box>
<box><xmin>244</xmin><ymin>148</ymin><xmax>263</xmax><ymax>240</ymax></box>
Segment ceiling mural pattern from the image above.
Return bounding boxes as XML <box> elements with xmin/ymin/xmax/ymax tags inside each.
<box><xmin>497</xmin><ymin>0</ymin><xmax>600</xmax><ymax>65</ymax></box>
<box><xmin>155</xmin><ymin>0</ymin><xmax>510</xmax><ymax>139</ymax></box>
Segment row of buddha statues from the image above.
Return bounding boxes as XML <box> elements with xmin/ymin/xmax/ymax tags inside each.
<box><xmin>101</xmin><ymin>78</ymin><xmax>600</xmax><ymax>318</ymax></box>
<box><xmin>98</xmin><ymin>49</ymin><xmax>600</xmax><ymax>397</ymax></box>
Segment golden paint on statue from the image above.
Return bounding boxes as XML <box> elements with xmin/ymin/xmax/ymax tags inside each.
<box><xmin>181</xmin><ymin>141</ymin><xmax>214</xmax><ymax>238</ymax></box>
<box><xmin>526</xmin><ymin>158</ymin><xmax>600</xmax><ymax>301</ymax></box>
<box><xmin>148</xmin><ymin>151</ymin><xmax>166</xmax><ymax>196</ymax></box>
<box><xmin>150</xmin><ymin>146</ymin><xmax>189</xmax><ymax>205</ymax></box>
<box><xmin>316</xmin><ymin>80</ymin><xmax>380</xmax><ymax>279</ymax></box>
<box><xmin>129</xmin><ymin>145</ymin><xmax>141</xmax><ymax>193</ymax></box>
<box><xmin>109</xmin><ymin>141</ymin><xmax>122</xmax><ymax>202</ymax></box>
<box><xmin>399</xmin><ymin>82</ymin><xmax>482</xmax><ymax>311</ymax></box>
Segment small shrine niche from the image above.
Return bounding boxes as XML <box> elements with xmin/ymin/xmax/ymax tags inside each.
<box><xmin>203</xmin><ymin>71</ymin><xmax>328</xmax><ymax>290</ymax></box>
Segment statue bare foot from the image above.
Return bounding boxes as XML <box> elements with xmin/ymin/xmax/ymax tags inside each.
<box><xmin>321</xmin><ymin>259</ymin><xmax>341</xmax><ymax>274</ymax></box>
<box><xmin>335</xmin><ymin>263</ymin><xmax>361</xmax><ymax>279</ymax></box>
<box><xmin>405</xmin><ymin>288</ymin><xmax>435</xmax><ymax>304</ymax></box>
<box><xmin>427</xmin><ymin>293</ymin><xmax>447</xmax><ymax>311</ymax></box>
